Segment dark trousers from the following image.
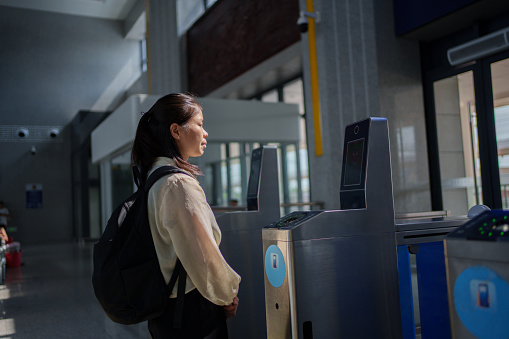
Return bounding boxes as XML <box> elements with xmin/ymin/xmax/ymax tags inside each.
<box><xmin>148</xmin><ymin>289</ymin><xmax>228</xmax><ymax>339</ymax></box>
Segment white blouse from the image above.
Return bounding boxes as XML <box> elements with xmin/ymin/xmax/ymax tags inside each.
<box><xmin>147</xmin><ymin>157</ymin><xmax>241</xmax><ymax>306</ymax></box>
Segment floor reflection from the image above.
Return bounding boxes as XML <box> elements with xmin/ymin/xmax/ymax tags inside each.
<box><xmin>0</xmin><ymin>242</ymin><xmax>148</xmax><ymax>338</ymax></box>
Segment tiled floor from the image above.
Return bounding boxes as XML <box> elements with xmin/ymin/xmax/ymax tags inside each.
<box><xmin>0</xmin><ymin>242</ymin><xmax>149</xmax><ymax>338</ymax></box>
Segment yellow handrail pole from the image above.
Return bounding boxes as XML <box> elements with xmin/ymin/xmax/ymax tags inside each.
<box><xmin>306</xmin><ymin>0</ymin><xmax>323</xmax><ymax>156</ymax></box>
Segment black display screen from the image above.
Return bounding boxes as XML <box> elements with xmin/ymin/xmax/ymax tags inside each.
<box><xmin>246</xmin><ymin>148</ymin><xmax>263</xmax><ymax>211</ymax></box>
<box><xmin>247</xmin><ymin>158</ymin><xmax>261</xmax><ymax>197</ymax></box>
<box><xmin>340</xmin><ymin>119</ymin><xmax>370</xmax><ymax>210</ymax></box>
<box><xmin>247</xmin><ymin>159</ymin><xmax>262</xmax><ymax>197</ymax></box>
<box><xmin>343</xmin><ymin>138</ymin><xmax>365</xmax><ymax>186</ymax></box>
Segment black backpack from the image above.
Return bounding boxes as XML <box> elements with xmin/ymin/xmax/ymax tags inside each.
<box><xmin>92</xmin><ymin>165</ymin><xmax>191</xmax><ymax>325</ymax></box>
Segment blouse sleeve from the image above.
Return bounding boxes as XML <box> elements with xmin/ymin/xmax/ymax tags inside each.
<box><xmin>155</xmin><ymin>174</ymin><xmax>241</xmax><ymax>306</ymax></box>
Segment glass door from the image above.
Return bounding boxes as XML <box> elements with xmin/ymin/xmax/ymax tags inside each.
<box><xmin>433</xmin><ymin>71</ymin><xmax>483</xmax><ymax>216</ymax></box>
<box><xmin>430</xmin><ymin>54</ymin><xmax>509</xmax><ymax>213</ymax></box>
<box><xmin>490</xmin><ymin>58</ymin><xmax>509</xmax><ymax>209</ymax></box>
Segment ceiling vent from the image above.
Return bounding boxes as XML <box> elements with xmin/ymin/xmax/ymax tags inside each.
<box><xmin>447</xmin><ymin>27</ymin><xmax>509</xmax><ymax>66</ymax></box>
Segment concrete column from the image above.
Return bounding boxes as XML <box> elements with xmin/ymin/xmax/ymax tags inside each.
<box><xmin>299</xmin><ymin>0</ymin><xmax>431</xmax><ymax>212</ymax></box>
<box><xmin>145</xmin><ymin>0</ymin><xmax>181</xmax><ymax>94</ymax></box>
<box><xmin>299</xmin><ymin>0</ymin><xmax>381</xmax><ymax>209</ymax></box>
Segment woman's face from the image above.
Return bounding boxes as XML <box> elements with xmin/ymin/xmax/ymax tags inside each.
<box><xmin>172</xmin><ymin>110</ymin><xmax>208</xmax><ymax>161</ymax></box>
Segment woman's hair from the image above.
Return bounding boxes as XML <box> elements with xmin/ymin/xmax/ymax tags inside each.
<box><xmin>131</xmin><ymin>93</ymin><xmax>203</xmax><ymax>184</ymax></box>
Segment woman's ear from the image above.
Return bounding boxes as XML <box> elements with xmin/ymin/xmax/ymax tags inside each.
<box><xmin>170</xmin><ymin>123</ymin><xmax>180</xmax><ymax>140</ymax></box>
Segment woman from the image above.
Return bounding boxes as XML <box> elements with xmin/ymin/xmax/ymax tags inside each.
<box><xmin>131</xmin><ymin>93</ymin><xmax>241</xmax><ymax>338</ymax></box>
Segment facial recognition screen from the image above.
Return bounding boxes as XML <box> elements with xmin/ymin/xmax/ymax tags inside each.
<box><xmin>247</xmin><ymin>158</ymin><xmax>261</xmax><ymax>197</ymax></box>
<box><xmin>343</xmin><ymin>138</ymin><xmax>365</xmax><ymax>186</ymax></box>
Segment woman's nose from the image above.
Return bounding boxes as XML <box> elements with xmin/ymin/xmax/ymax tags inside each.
<box><xmin>203</xmin><ymin>129</ymin><xmax>208</xmax><ymax>137</ymax></box>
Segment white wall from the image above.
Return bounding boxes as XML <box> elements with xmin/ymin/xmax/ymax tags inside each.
<box><xmin>91</xmin><ymin>95</ymin><xmax>301</xmax><ymax>163</ymax></box>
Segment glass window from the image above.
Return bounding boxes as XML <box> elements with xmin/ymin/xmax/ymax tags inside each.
<box><xmin>286</xmin><ymin>144</ymin><xmax>299</xmax><ymax>203</ymax></box>
<box><xmin>220</xmin><ymin>159</ymin><xmax>228</xmax><ymax>205</ymax></box>
<box><xmin>490</xmin><ymin>58</ymin><xmax>509</xmax><ymax>209</ymax></box>
<box><xmin>203</xmin><ymin>78</ymin><xmax>310</xmax><ymax>211</ymax></box>
<box><xmin>204</xmin><ymin>164</ymin><xmax>215</xmax><ymax>204</ymax></box>
<box><xmin>140</xmin><ymin>38</ymin><xmax>147</xmax><ymax>72</ymax></box>
<box><xmin>89</xmin><ymin>186</ymin><xmax>101</xmax><ymax>238</ymax></box>
<box><xmin>110</xmin><ymin>151</ymin><xmax>133</xmax><ymax>209</ymax></box>
<box><xmin>230</xmin><ymin>158</ymin><xmax>242</xmax><ymax>203</ymax></box>
<box><xmin>300</xmin><ymin>149</ymin><xmax>310</xmax><ymax>201</ymax></box>
<box><xmin>262</xmin><ymin>90</ymin><xmax>278</xmax><ymax>103</ymax></box>
<box><xmin>177</xmin><ymin>0</ymin><xmax>205</xmax><ymax>36</ymax></box>
<box><xmin>283</xmin><ymin>79</ymin><xmax>310</xmax><ymax>210</ymax></box>
<box><xmin>433</xmin><ymin>71</ymin><xmax>482</xmax><ymax>215</ymax></box>
<box><xmin>229</xmin><ymin>143</ymin><xmax>240</xmax><ymax>157</ymax></box>
<box><xmin>283</xmin><ymin>79</ymin><xmax>305</xmax><ymax>114</ymax></box>
<box><xmin>177</xmin><ymin>0</ymin><xmax>221</xmax><ymax>36</ymax></box>
<box><xmin>220</xmin><ymin>143</ymin><xmax>227</xmax><ymax>159</ymax></box>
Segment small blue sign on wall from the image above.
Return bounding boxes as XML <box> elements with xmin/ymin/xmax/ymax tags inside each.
<box><xmin>26</xmin><ymin>184</ymin><xmax>43</xmax><ymax>209</ymax></box>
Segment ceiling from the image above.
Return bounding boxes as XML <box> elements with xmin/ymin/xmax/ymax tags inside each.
<box><xmin>0</xmin><ymin>0</ymin><xmax>145</xmax><ymax>129</ymax></box>
<box><xmin>402</xmin><ymin>0</ymin><xmax>509</xmax><ymax>41</ymax></box>
<box><xmin>0</xmin><ymin>0</ymin><xmax>135</xmax><ymax>20</ymax></box>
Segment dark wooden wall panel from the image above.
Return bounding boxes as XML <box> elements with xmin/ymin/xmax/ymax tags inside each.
<box><xmin>187</xmin><ymin>0</ymin><xmax>301</xmax><ymax>96</ymax></box>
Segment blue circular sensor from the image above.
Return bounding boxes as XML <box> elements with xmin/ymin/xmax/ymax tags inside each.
<box><xmin>454</xmin><ymin>266</ymin><xmax>509</xmax><ymax>339</ymax></box>
<box><xmin>265</xmin><ymin>245</ymin><xmax>286</xmax><ymax>288</ymax></box>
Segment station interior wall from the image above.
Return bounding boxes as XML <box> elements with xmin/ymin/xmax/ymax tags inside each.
<box><xmin>0</xmin><ymin>6</ymin><xmax>139</xmax><ymax>244</ymax></box>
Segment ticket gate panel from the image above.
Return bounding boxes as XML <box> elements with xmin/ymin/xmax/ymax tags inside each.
<box><xmin>445</xmin><ymin>210</ymin><xmax>509</xmax><ymax>339</ymax></box>
<box><xmin>263</xmin><ymin>232</ymin><xmax>295</xmax><ymax>339</ymax></box>
<box><xmin>291</xmin><ymin>233</ymin><xmax>401</xmax><ymax>338</ymax></box>
<box><xmin>445</xmin><ymin>244</ymin><xmax>509</xmax><ymax>339</ymax></box>
<box><xmin>263</xmin><ymin>212</ymin><xmax>402</xmax><ymax>338</ymax></box>
<box><xmin>397</xmin><ymin>246</ymin><xmax>417</xmax><ymax>339</ymax></box>
<box><xmin>217</xmin><ymin>146</ymin><xmax>281</xmax><ymax>339</ymax></box>
<box><xmin>221</xmin><ymin>227</ymin><xmax>265</xmax><ymax>337</ymax></box>
<box><xmin>415</xmin><ymin>242</ymin><xmax>451</xmax><ymax>339</ymax></box>
<box><xmin>263</xmin><ymin>118</ymin><xmax>402</xmax><ymax>338</ymax></box>
<box><xmin>395</xmin><ymin>213</ymin><xmax>474</xmax><ymax>338</ymax></box>
<box><xmin>288</xmin><ymin>209</ymin><xmax>395</xmax><ymax>241</ymax></box>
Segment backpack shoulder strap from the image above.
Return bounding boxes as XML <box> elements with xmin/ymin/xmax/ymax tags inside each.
<box><xmin>166</xmin><ymin>258</ymin><xmax>187</xmax><ymax>329</ymax></box>
<box><xmin>174</xmin><ymin>262</ymin><xmax>187</xmax><ymax>329</ymax></box>
<box><xmin>167</xmin><ymin>258</ymin><xmax>182</xmax><ymax>295</ymax></box>
<box><xmin>143</xmin><ymin>166</ymin><xmax>192</xmax><ymax>192</ymax></box>
<box><xmin>143</xmin><ymin>166</ymin><xmax>191</xmax><ymax>328</ymax></box>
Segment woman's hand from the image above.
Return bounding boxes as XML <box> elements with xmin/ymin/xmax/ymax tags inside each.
<box><xmin>224</xmin><ymin>296</ymin><xmax>239</xmax><ymax>319</ymax></box>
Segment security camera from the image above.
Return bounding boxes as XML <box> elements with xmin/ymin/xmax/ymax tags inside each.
<box><xmin>297</xmin><ymin>15</ymin><xmax>309</xmax><ymax>33</ymax></box>
<box><xmin>48</xmin><ymin>128</ymin><xmax>60</xmax><ymax>138</ymax></box>
<box><xmin>297</xmin><ymin>11</ymin><xmax>320</xmax><ymax>34</ymax></box>
<box><xmin>30</xmin><ymin>146</ymin><xmax>36</xmax><ymax>155</ymax></box>
<box><xmin>17</xmin><ymin>127</ymin><xmax>29</xmax><ymax>138</ymax></box>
